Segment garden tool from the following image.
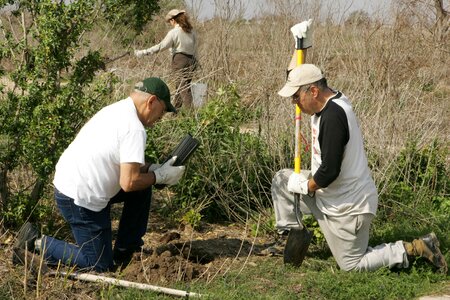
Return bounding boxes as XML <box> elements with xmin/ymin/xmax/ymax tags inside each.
<box><xmin>154</xmin><ymin>133</ymin><xmax>199</xmax><ymax>189</ymax></box>
<box><xmin>48</xmin><ymin>271</ymin><xmax>202</xmax><ymax>298</ymax></box>
<box><xmin>283</xmin><ymin>19</ymin><xmax>314</xmax><ymax>268</ymax></box>
<box><xmin>104</xmin><ymin>51</ymin><xmax>130</xmax><ymax>65</ymax></box>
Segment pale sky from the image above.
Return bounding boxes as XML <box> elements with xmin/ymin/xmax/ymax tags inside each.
<box><xmin>184</xmin><ymin>0</ymin><xmax>396</xmax><ymax>22</ymax></box>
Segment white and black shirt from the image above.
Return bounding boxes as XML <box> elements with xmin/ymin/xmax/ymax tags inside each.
<box><xmin>311</xmin><ymin>91</ymin><xmax>378</xmax><ymax>217</ymax></box>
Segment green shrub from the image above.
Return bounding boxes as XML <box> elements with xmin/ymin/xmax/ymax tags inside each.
<box><xmin>147</xmin><ymin>84</ymin><xmax>275</xmax><ymax>223</ymax></box>
<box><xmin>373</xmin><ymin>139</ymin><xmax>449</xmax><ymax>246</ymax></box>
<box><xmin>378</xmin><ymin>139</ymin><xmax>449</xmax><ymax>216</ymax></box>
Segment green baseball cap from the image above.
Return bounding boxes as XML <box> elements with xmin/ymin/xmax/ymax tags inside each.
<box><xmin>135</xmin><ymin>77</ymin><xmax>176</xmax><ymax>113</ymax></box>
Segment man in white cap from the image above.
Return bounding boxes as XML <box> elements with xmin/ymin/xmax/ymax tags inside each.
<box><xmin>270</xmin><ymin>64</ymin><xmax>447</xmax><ymax>273</ymax></box>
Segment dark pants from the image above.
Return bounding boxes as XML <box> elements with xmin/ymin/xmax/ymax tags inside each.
<box><xmin>172</xmin><ymin>52</ymin><xmax>197</xmax><ymax>109</ymax></box>
<box><xmin>42</xmin><ymin>187</ymin><xmax>152</xmax><ymax>272</ymax></box>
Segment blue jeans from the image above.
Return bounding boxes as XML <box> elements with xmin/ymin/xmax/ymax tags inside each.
<box><xmin>42</xmin><ymin>187</ymin><xmax>152</xmax><ymax>272</ymax></box>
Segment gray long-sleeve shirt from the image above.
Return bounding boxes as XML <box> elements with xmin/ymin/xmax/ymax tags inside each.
<box><xmin>146</xmin><ymin>24</ymin><xmax>197</xmax><ymax>56</ymax></box>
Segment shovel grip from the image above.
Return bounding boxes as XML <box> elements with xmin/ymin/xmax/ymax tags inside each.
<box><xmin>154</xmin><ymin>133</ymin><xmax>199</xmax><ymax>189</ymax></box>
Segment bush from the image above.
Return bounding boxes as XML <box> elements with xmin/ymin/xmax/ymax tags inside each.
<box><xmin>378</xmin><ymin>139</ymin><xmax>449</xmax><ymax>215</ymax></box>
<box><xmin>372</xmin><ymin>139</ymin><xmax>449</xmax><ymax>247</ymax></box>
<box><xmin>147</xmin><ymin>84</ymin><xmax>275</xmax><ymax>223</ymax></box>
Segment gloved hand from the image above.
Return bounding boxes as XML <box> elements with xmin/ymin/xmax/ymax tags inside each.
<box><xmin>134</xmin><ymin>49</ymin><xmax>150</xmax><ymax>58</ymax></box>
<box><xmin>290</xmin><ymin>19</ymin><xmax>313</xmax><ymax>49</ymax></box>
<box><xmin>153</xmin><ymin>156</ymin><xmax>185</xmax><ymax>186</ymax></box>
<box><xmin>287</xmin><ymin>170</ymin><xmax>312</xmax><ymax>195</ymax></box>
<box><xmin>148</xmin><ymin>163</ymin><xmax>161</xmax><ymax>173</ymax></box>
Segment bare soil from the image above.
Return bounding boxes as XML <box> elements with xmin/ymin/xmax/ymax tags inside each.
<box><xmin>117</xmin><ymin>216</ymin><xmax>272</xmax><ymax>285</ymax></box>
<box><xmin>0</xmin><ymin>205</ymin><xmax>276</xmax><ymax>298</ymax></box>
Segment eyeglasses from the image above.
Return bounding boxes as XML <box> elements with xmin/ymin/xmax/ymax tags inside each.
<box><xmin>292</xmin><ymin>85</ymin><xmax>312</xmax><ymax>102</ymax></box>
<box><xmin>148</xmin><ymin>95</ymin><xmax>167</xmax><ymax>113</ymax></box>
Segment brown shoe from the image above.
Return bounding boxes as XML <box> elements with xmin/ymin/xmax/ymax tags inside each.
<box><xmin>12</xmin><ymin>248</ymin><xmax>49</xmax><ymax>276</ymax></box>
<box><xmin>404</xmin><ymin>232</ymin><xmax>448</xmax><ymax>273</ymax></box>
<box><xmin>261</xmin><ymin>241</ymin><xmax>285</xmax><ymax>257</ymax></box>
<box><xmin>260</xmin><ymin>231</ymin><xmax>289</xmax><ymax>256</ymax></box>
<box><xmin>14</xmin><ymin>222</ymin><xmax>40</xmax><ymax>252</ymax></box>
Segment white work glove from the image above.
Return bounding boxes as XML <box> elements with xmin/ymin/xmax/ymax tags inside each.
<box><xmin>153</xmin><ymin>156</ymin><xmax>185</xmax><ymax>186</ymax></box>
<box><xmin>287</xmin><ymin>170</ymin><xmax>312</xmax><ymax>195</ymax></box>
<box><xmin>147</xmin><ymin>163</ymin><xmax>161</xmax><ymax>173</ymax></box>
<box><xmin>290</xmin><ymin>19</ymin><xmax>313</xmax><ymax>49</ymax></box>
<box><xmin>134</xmin><ymin>49</ymin><xmax>150</xmax><ymax>58</ymax></box>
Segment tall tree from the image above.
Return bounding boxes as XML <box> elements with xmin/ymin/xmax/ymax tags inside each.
<box><xmin>0</xmin><ymin>0</ymin><xmax>160</xmax><ymax>226</ymax></box>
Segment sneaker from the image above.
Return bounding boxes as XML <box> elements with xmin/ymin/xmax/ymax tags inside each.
<box><xmin>14</xmin><ymin>222</ymin><xmax>40</xmax><ymax>252</ymax></box>
<box><xmin>404</xmin><ymin>232</ymin><xmax>448</xmax><ymax>273</ymax></box>
<box><xmin>261</xmin><ymin>231</ymin><xmax>289</xmax><ymax>256</ymax></box>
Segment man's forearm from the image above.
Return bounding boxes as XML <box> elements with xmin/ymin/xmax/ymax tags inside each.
<box><xmin>122</xmin><ymin>172</ymin><xmax>156</xmax><ymax>192</ymax></box>
<box><xmin>120</xmin><ymin>163</ymin><xmax>156</xmax><ymax>192</ymax></box>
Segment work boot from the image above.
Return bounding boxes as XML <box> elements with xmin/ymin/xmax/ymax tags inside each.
<box><xmin>403</xmin><ymin>232</ymin><xmax>448</xmax><ymax>273</ymax></box>
<box><xmin>283</xmin><ymin>227</ymin><xmax>312</xmax><ymax>268</ymax></box>
<box><xmin>261</xmin><ymin>230</ymin><xmax>289</xmax><ymax>256</ymax></box>
<box><xmin>14</xmin><ymin>222</ymin><xmax>40</xmax><ymax>252</ymax></box>
<box><xmin>12</xmin><ymin>248</ymin><xmax>49</xmax><ymax>276</ymax></box>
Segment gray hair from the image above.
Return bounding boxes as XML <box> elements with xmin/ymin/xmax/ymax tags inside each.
<box><xmin>133</xmin><ymin>89</ymin><xmax>150</xmax><ymax>96</ymax></box>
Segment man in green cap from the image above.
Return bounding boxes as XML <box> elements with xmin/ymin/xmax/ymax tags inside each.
<box><xmin>13</xmin><ymin>77</ymin><xmax>183</xmax><ymax>272</ymax></box>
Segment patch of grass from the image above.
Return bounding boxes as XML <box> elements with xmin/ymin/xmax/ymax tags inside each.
<box><xmin>94</xmin><ymin>258</ymin><xmax>449</xmax><ymax>299</ymax></box>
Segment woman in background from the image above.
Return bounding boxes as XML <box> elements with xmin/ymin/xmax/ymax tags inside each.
<box><xmin>135</xmin><ymin>9</ymin><xmax>198</xmax><ymax>109</ymax></box>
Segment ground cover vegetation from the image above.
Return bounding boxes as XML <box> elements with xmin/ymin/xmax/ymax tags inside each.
<box><xmin>0</xmin><ymin>0</ymin><xmax>448</xmax><ymax>298</ymax></box>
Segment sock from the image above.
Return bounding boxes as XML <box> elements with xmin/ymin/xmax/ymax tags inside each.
<box><xmin>34</xmin><ymin>238</ymin><xmax>42</xmax><ymax>253</ymax></box>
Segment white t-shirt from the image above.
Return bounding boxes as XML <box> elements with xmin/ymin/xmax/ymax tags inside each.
<box><xmin>53</xmin><ymin>98</ymin><xmax>146</xmax><ymax>212</ymax></box>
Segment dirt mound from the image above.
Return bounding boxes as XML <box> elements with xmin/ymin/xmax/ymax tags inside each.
<box><xmin>117</xmin><ymin>229</ymin><xmax>270</xmax><ymax>284</ymax></box>
<box><xmin>120</xmin><ymin>248</ymin><xmax>203</xmax><ymax>284</ymax></box>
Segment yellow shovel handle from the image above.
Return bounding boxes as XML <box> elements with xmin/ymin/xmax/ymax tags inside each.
<box><xmin>294</xmin><ymin>46</ymin><xmax>305</xmax><ymax>174</ymax></box>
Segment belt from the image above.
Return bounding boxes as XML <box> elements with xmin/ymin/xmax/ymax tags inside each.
<box><xmin>174</xmin><ymin>52</ymin><xmax>195</xmax><ymax>59</ymax></box>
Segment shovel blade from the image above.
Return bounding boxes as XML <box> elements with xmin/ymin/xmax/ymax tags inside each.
<box><xmin>283</xmin><ymin>227</ymin><xmax>312</xmax><ymax>267</ymax></box>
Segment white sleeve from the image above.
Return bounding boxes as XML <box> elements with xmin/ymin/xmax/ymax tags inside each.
<box><xmin>119</xmin><ymin>130</ymin><xmax>146</xmax><ymax>165</ymax></box>
<box><xmin>148</xmin><ymin>29</ymin><xmax>175</xmax><ymax>54</ymax></box>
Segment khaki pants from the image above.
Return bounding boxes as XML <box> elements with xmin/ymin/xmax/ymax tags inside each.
<box><xmin>172</xmin><ymin>53</ymin><xmax>197</xmax><ymax>109</ymax></box>
<box><xmin>272</xmin><ymin>169</ymin><xmax>408</xmax><ymax>271</ymax></box>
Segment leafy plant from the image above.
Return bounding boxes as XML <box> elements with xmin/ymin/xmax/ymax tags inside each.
<box><xmin>303</xmin><ymin>215</ymin><xmax>325</xmax><ymax>244</ymax></box>
<box><xmin>378</xmin><ymin>139</ymin><xmax>449</xmax><ymax>217</ymax></box>
<box><xmin>101</xmin><ymin>0</ymin><xmax>161</xmax><ymax>36</ymax></box>
<box><xmin>147</xmin><ymin>84</ymin><xmax>275</xmax><ymax>223</ymax></box>
<box><xmin>374</xmin><ymin>139</ymin><xmax>449</xmax><ymax>248</ymax></box>
<box><xmin>181</xmin><ymin>208</ymin><xmax>203</xmax><ymax>229</ymax></box>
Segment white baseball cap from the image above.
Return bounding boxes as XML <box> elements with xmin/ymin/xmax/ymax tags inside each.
<box><xmin>165</xmin><ymin>9</ymin><xmax>186</xmax><ymax>22</ymax></box>
<box><xmin>278</xmin><ymin>64</ymin><xmax>324</xmax><ymax>97</ymax></box>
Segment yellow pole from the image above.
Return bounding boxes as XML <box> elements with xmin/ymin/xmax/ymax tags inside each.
<box><xmin>294</xmin><ymin>42</ymin><xmax>305</xmax><ymax>174</ymax></box>
<box><xmin>296</xmin><ymin>49</ymin><xmax>304</xmax><ymax>66</ymax></box>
